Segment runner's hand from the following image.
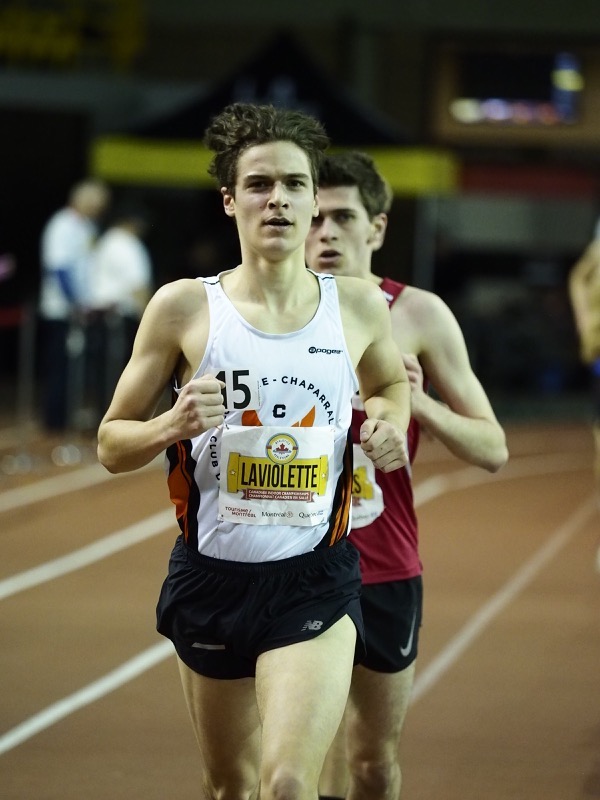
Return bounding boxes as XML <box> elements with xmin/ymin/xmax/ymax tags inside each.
<box><xmin>359</xmin><ymin>418</ymin><xmax>408</xmax><ymax>472</ymax></box>
<box><xmin>169</xmin><ymin>374</ymin><xmax>226</xmax><ymax>438</ymax></box>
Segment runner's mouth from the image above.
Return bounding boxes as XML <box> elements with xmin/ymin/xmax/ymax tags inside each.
<box><xmin>318</xmin><ymin>249</ymin><xmax>341</xmax><ymax>261</ymax></box>
<box><xmin>265</xmin><ymin>217</ymin><xmax>292</xmax><ymax>227</ymax></box>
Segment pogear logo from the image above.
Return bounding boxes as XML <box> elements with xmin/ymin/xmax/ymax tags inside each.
<box><xmin>308</xmin><ymin>346</ymin><xmax>343</xmax><ymax>355</ymax></box>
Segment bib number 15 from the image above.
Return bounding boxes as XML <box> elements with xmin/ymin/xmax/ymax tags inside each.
<box><xmin>215</xmin><ymin>368</ymin><xmax>260</xmax><ymax>411</ymax></box>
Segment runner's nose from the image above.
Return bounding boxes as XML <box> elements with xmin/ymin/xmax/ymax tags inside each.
<box><xmin>268</xmin><ymin>182</ymin><xmax>289</xmax><ymax>209</ymax></box>
<box><xmin>319</xmin><ymin>216</ymin><xmax>337</xmax><ymax>241</ymax></box>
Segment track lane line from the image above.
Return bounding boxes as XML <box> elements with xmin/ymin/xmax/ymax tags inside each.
<box><xmin>0</xmin><ymin>458</ymin><xmax>162</xmax><ymax>515</ymax></box>
<box><xmin>410</xmin><ymin>494</ymin><xmax>597</xmax><ymax>704</ymax></box>
<box><xmin>0</xmin><ymin>451</ymin><xmax>594</xmax><ymax>753</ymax></box>
<box><xmin>0</xmin><ymin>509</ymin><xmax>174</xmax><ymax>601</ymax></box>
<box><xmin>0</xmin><ymin>642</ymin><xmax>174</xmax><ymax>756</ymax></box>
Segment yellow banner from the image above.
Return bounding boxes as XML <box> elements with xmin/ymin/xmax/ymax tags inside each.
<box><xmin>227</xmin><ymin>453</ymin><xmax>328</xmax><ymax>497</ymax></box>
<box><xmin>90</xmin><ymin>136</ymin><xmax>459</xmax><ymax>195</ymax></box>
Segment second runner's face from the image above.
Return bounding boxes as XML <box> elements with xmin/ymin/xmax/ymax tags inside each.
<box><xmin>222</xmin><ymin>141</ymin><xmax>318</xmax><ymax>260</ymax></box>
<box><xmin>305</xmin><ymin>185</ymin><xmax>377</xmax><ymax>279</ymax></box>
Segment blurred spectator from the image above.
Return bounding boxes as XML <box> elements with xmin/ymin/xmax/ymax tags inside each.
<box><xmin>88</xmin><ymin>203</ymin><xmax>153</xmax><ymax>418</ymax></box>
<box><xmin>38</xmin><ymin>179</ymin><xmax>111</xmax><ymax>432</ymax></box>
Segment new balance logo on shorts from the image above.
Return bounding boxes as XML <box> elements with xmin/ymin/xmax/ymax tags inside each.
<box><xmin>301</xmin><ymin>620</ymin><xmax>323</xmax><ymax>631</ymax></box>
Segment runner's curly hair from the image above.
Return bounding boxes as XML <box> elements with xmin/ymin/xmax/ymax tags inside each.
<box><xmin>318</xmin><ymin>151</ymin><xmax>393</xmax><ymax>218</ymax></box>
<box><xmin>204</xmin><ymin>103</ymin><xmax>330</xmax><ymax>193</ymax></box>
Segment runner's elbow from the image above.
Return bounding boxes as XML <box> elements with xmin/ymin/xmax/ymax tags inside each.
<box><xmin>96</xmin><ymin>431</ymin><xmax>124</xmax><ymax>474</ymax></box>
<box><xmin>97</xmin><ymin>444</ymin><xmax>120</xmax><ymax>473</ymax></box>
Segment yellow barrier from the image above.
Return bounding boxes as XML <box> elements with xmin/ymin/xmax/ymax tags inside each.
<box><xmin>90</xmin><ymin>136</ymin><xmax>460</xmax><ymax>195</ymax></box>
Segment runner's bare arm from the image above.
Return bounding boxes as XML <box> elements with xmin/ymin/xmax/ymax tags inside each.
<box><xmin>393</xmin><ymin>288</ymin><xmax>507</xmax><ymax>472</ymax></box>
<box><xmin>97</xmin><ymin>280</ymin><xmax>224</xmax><ymax>473</ymax></box>
<box><xmin>339</xmin><ymin>278</ymin><xmax>410</xmax><ymax>472</ymax></box>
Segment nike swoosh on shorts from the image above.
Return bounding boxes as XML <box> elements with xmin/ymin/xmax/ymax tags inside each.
<box><xmin>400</xmin><ymin>610</ymin><xmax>417</xmax><ymax>657</ymax></box>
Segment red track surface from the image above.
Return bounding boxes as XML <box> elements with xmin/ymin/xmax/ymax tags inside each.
<box><xmin>1</xmin><ymin>422</ymin><xmax>598</xmax><ymax>799</ymax></box>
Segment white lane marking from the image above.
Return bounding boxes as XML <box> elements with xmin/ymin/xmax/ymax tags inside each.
<box><xmin>410</xmin><ymin>495</ymin><xmax>597</xmax><ymax>704</ymax></box>
<box><xmin>413</xmin><ymin>451</ymin><xmax>590</xmax><ymax>507</ymax></box>
<box><xmin>0</xmin><ymin>641</ymin><xmax>174</xmax><ymax>756</ymax></box>
<box><xmin>0</xmin><ymin>463</ymin><xmax>117</xmax><ymax>514</ymax></box>
<box><xmin>0</xmin><ymin>509</ymin><xmax>175</xmax><ymax>601</ymax></box>
<box><xmin>0</xmin><ymin>450</ymin><xmax>593</xmax><ymax>753</ymax></box>
<box><xmin>0</xmin><ymin>457</ymin><xmax>162</xmax><ymax>515</ymax></box>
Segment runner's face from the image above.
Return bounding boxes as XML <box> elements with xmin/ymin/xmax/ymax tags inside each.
<box><xmin>222</xmin><ymin>141</ymin><xmax>318</xmax><ymax>260</ymax></box>
<box><xmin>306</xmin><ymin>185</ymin><xmax>377</xmax><ymax>279</ymax></box>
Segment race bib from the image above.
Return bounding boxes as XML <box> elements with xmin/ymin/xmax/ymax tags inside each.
<box><xmin>214</xmin><ymin>367</ymin><xmax>261</xmax><ymax>411</ymax></box>
<box><xmin>351</xmin><ymin>444</ymin><xmax>385</xmax><ymax>528</ymax></box>
<box><xmin>219</xmin><ymin>425</ymin><xmax>335</xmax><ymax>526</ymax></box>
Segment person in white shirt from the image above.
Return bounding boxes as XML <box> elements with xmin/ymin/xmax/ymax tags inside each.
<box><xmin>88</xmin><ymin>205</ymin><xmax>153</xmax><ymax>417</ymax></box>
<box><xmin>91</xmin><ymin>205</ymin><xmax>152</xmax><ymax>322</ymax></box>
<box><xmin>39</xmin><ymin>179</ymin><xmax>110</xmax><ymax>432</ymax></box>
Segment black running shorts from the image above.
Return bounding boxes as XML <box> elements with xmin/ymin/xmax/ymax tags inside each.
<box><xmin>156</xmin><ymin>535</ymin><xmax>365</xmax><ymax>679</ymax></box>
<box><xmin>359</xmin><ymin>576</ymin><xmax>423</xmax><ymax>673</ymax></box>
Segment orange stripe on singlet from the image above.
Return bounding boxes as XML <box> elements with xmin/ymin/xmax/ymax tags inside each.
<box><xmin>167</xmin><ymin>440</ymin><xmax>193</xmax><ymax>542</ymax></box>
<box><xmin>328</xmin><ymin>441</ymin><xmax>353</xmax><ymax>545</ymax></box>
<box><xmin>292</xmin><ymin>406</ymin><xmax>316</xmax><ymax>427</ymax></box>
<box><xmin>241</xmin><ymin>409</ymin><xmax>262</xmax><ymax>427</ymax></box>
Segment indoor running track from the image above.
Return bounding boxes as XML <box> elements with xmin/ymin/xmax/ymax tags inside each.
<box><xmin>0</xmin><ymin>421</ymin><xmax>598</xmax><ymax>800</ymax></box>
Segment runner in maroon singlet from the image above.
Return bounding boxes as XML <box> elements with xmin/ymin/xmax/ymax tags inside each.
<box><xmin>306</xmin><ymin>151</ymin><xmax>508</xmax><ymax>800</ymax></box>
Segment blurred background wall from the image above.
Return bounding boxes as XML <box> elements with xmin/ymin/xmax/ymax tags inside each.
<box><xmin>1</xmin><ymin>0</ymin><xmax>599</xmax><ymax>423</ymax></box>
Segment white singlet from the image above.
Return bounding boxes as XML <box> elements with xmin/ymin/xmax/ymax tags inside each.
<box><xmin>166</xmin><ymin>270</ymin><xmax>359</xmax><ymax>563</ymax></box>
